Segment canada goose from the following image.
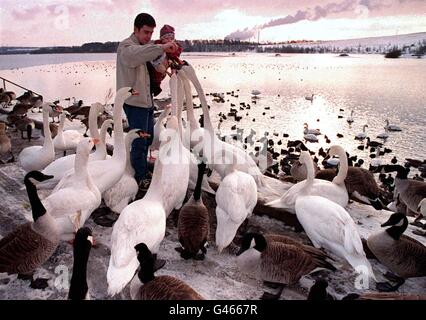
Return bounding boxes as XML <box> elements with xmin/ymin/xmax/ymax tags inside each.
<box><xmin>355</xmin><ymin>125</ymin><xmax>368</xmax><ymax>140</ymax></box>
<box><xmin>379</xmin><ymin>165</ymin><xmax>426</xmax><ymax>222</ymax></box>
<box><xmin>176</xmin><ymin>162</ymin><xmax>210</xmax><ymax>260</ymax></box>
<box><xmin>0</xmin><ymin>171</ymin><xmax>59</xmax><ymax>288</ymax></box>
<box><xmin>68</xmin><ymin>227</ymin><xmax>93</xmax><ymax>300</ymax></box>
<box><xmin>236</xmin><ymin>233</ymin><xmax>335</xmax><ymax>300</ymax></box>
<box><xmin>291</xmin><ymin>163</ymin><xmax>388</xmax><ymax>210</ymax></box>
<box><xmin>367</xmin><ymin>212</ymin><xmax>426</xmax><ymax>292</ymax></box>
<box><xmin>130</xmin><ymin>243</ymin><xmax>204</xmax><ymax>300</ymax></box>
<box><xmin>0</xmin><ymin>122</ymin><xmax>13</xmax><ymax>163</ymax></box>
<box><xmin>384</xmin><ymin>119</ymin><xmax>401</xmax><ymax>132</ymax></box>
<box><xmin>307</xmin><ymin>279</ymin><xmax>335</xmax><ymax>300</ymax></box>
<box><xmin>295</xmin><ymin>195</ymin><xmax>376</xmax><ymax>281</ymax></box>
<box><xmin>15</xmin><ymin>116</ymin><xmax>35</xmax><ymax>142</ymax></box>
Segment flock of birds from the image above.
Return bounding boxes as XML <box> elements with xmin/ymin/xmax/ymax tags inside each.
<box><xmin>0</xmin><ymin>61</ymin><xmax>425</xmax><ymax>300</ymax></box>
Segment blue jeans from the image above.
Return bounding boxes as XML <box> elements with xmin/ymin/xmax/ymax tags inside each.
<box><xmin>123</xmin><ymin>103</ymin><xmax>154</xmax><ymax>183</ymax></box>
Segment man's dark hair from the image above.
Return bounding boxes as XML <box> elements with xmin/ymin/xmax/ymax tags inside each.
<box><xmin>134</xmin><ymin>13</ymin><xmax>156</xmax><ymax>30</ymax></box>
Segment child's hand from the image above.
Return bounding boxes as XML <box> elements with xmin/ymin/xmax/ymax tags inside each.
<box><xmin>162</xmin><ymin>41</ymin><xmax>178</xmax><ymax>53</ymax></box>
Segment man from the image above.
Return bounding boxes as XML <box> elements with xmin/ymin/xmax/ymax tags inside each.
<box><xmin>116</xmin><ymin>13</ymin><xmax>177</xmax><ymax>186</ymax></box>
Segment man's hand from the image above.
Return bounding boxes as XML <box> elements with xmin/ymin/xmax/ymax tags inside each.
<box><xmin>161</xmin><ymin>41</ymin><xmax>178</xmax><ymax>53</ymax></box>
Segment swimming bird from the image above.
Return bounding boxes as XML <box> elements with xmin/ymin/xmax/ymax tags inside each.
<box><xmin>384</xmin><ymin>119</ymin><xmax>401</xmax><ymax>132</ymax></box>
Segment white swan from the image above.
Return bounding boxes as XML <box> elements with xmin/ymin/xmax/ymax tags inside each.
<box><xmin>39</xmin><ymin>116</ymin><xmax>113</xmax><ymax>190</ymax></box>
<box><xmin>43</xmin><ymin>138</ymin><xmax>101</xmax><ymax>241</ymax></box>
<box><xmin>175</xmin><ymin>70</ymin><xmax>216</xmax><ymax>194</ymax></box>
<box><xmin>384</xmin><ymin>119</ymin><xmax>401</xmax><ymax>132</ymax></box>
<box><xmin>181</xmin><ymin>63</ymin><xmax>269</xmax><ymax>192</ymax></box>
<box><xmin>355</xmin><ymin>124</ymin><xmax>368</xmax><ymax>140</ymax></box>
<box><xmin>107</xmin><ymin>116</ymin><xmax>190</xmax><ymax>296</ymax></box>
<box><xmin>376</xmin><ymin>127</ymin><xmax>389</xmax><ymax>139</ymax></box>
<box><xmin>55</xmin><ymin>87</ymin><xmax>136</xmax><ymax>194</ymax></box>
<box><xmin>266</xmin><ymin>146</ymin><xmax>349</xmax><ymax>213</ymax></box>
<box><xmin>347</xmin><ymin>110</ymin><xmax>354</xmax><ymax>124</ymax></box>
<box><xmin>53</xmin><ymin>112</ymin><xmax>84</xmax><ymax>156</ymax></box>
<box><xmin>215</xmin><ymin>166</ymin><xmax>257</xmax><ymax>253</ymax></box>
<box><xmin>304</xmin><ymin>133</ymin><xmax>318</xmax><ymax>143</ymax></box>
<box><xmin>295</xmin><ymin>194</ymin><xmax>376</xmax><ymax>280</ymax></box>
<box><xmin>18</xmin><ymin>103</ymin><xmax>56</xmax><ymax>172</ymax></box>
<box><xmin>103</xmin><ymin>129</ymin><xmax>148</xmax><ymax>214</ymax></box>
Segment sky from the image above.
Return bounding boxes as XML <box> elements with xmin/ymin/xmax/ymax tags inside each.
<box><xmin>0</xmin><ymin>0</ymin><xmax>425</xmax><ymax>47</ymax></box>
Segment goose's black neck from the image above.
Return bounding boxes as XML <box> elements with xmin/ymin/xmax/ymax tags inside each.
<box><xmin>385</xmin><ymin>217</ymin><xmax>408</xmax><ymax>240</ymax></box>
<box><xmin>24</xmin><ymin>174</ymin><xmax>46</xmax><ymax>222</ymax></box>
<box><xmin>68</xmin><ymin>244</ymin><xmax>91</xmax><ymax>300</ymax></box>
<box><xmin>193</xmin><ymin>162</ymin><xmax>206</xmax><ymax>201</ymax></box>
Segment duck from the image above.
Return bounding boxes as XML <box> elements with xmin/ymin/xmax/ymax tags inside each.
<box><xmin>236</xmin><ymin>232</ymin><xmax>335</xmax><ymax>300</ymax></box>
<box><xmin>0</xmin><ymin>122</ymin><xmax>13</xmax><ymax>163</ymax></box>
<box><xmin>384</xmin><ymin>119</ymin><xmax>401</xmax><ymax>132</ymax></box>
<box><xmin>305</xmin><ymin>94</ymin><xmax>314</xmax><ymax>102</ymax></box>
<box><xmin>107</xmin><ymin>116</ymin><xmax>190</xmax><ymax>296</ymax></box>
<box><xmin>366</xmin><ymin>212</ymin><xmax>426</xmax><ymax>292</ymax></box>
<box><xmin>215</xmin><ymin>162</ymin><xmax>258</xmax><ymax>253</ymax></box>
<box><xmin>129</xmin><ymin>243</ymin><xmax>204</xmax><ymax>300</ymax></box>
<box><xmin>267</xmin><ymin>147</ymin><xmax>348</xmax><ymax>213</ymax></box>
<box><xmin>346</xmin><ymin>110</ymin><xmax>354</xmax><ymax>124</ymax></box>
<box><xmin>103</xmin><ymin>129</ymin><xmax>150</xmax><ymax>214</ymax></box>
<box><xmin>303</xmin><ymin>123</ymin><xmax>321</xmax><ymax>135</ymax></box>
<box><xmin>39</xmin><ymin>119</ymin><xmax>114</xmax><ymax>190</ymax></box>
<box><xmin>176</xmin><ymin>162</ymin><xmax>210</xmax><ymax>260</ymax></box>
<box><xmin>18</xmin><ymin>103</ymin><xmax>56</xmax><ymax>172</ymax></box>
<box><xmin>379</xmin><ymin>165</ymin><xmax>426</xmax><ymax>222</ymax></box>
<box><xmin>53</xmin><ymin>112</ymin><xmax>84</xmax><ymax>156</ymax></box>
<box><xmin>68</xmin><ymin>227</ymin><xmax>93</xmax><ymax>300</ymax></box>
<box><xmin>43</xmin><ymin>138</ymin><xmax>101</xmax><ymax>241</ymax></box>
<box><xmin>355</xmin><ymin>125</ymin><xmax>368</xmax><ymax>140</ymax></box>
<box><xmin>0</xmin><ymin>171</ymin><xmax>59</xmax><ymax>288</ymax></box>
<box><xmin>294</xmin><ymin>195</ymin><xmax>376</xmax><ymax>281</ymax></box>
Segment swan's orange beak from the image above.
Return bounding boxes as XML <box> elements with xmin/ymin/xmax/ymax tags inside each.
<box><xmin>138</xmin><ymin>131</ymin><xmax>151</xmax><ymax>139</ymax></box>
<box><xmin>131</xmin><ymin>89</ymin><xmax>139</xmax><ymax>96</ymax></box>
<box><xmin>92</xmin><ymin>138</ymin><xmax>100</xmax><ymax>145</ymax></box>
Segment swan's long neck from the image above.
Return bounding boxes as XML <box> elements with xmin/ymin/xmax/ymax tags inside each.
<box><xmin>92</xmin><ymin>122</ymin><xmax>109</xmax><ymax>159</ymax></box>
<box><xmin>302</xmin><ymin>156</ymin><xmax>315</xmax><ymax>182</ymax></box>
<box><xmin>176</xmin><ymin>77</ymin><xmax>184</xmax><ymax>139</ymax></box>
<box><xmin>58</xmin><ymin>115</ymin><xmax>65</xmax><ymax>136</ymax></box>
<box><xmin>332</xmin><ymin>149</ymin><xmax>348</xmax><ymax>185</ymax></box>
<box><xmin>112</xmin><ymin>97</ymin><xmax>125</xmax><ymax>160</ymax></box>
<box><xmin>124</xmin><ymin>134</ymin><xmax>136</xmax><ymax>175</ymax></box>
<box><xmin>178</xmin><ymin>71</ymin><xmax>199</xmax><ymax>130</ymax></box>
<box><xmin>42</xmin><ymin>108</ymin><xmax>53</xmax><ymax>149</ymax></box>
<box><xmin>74</xmin><ymin>150</ymin><xmax>90</xmax><ymax>180</ymax></box>
<box><xmin>181</xmin><ymin>64</ymin><xmax>213</xmax><ymax>133</ymax></box>
<box><xmin>89</xmin><ymin>105</ymin><xmax>100</xmax><ymax>140</ymax></box>
<box><xmin>170</xmin><ymin>74</ymin><xmax>178</xmax><ymax>117</ymax></box>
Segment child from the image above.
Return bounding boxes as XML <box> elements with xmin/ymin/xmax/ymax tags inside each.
<box><xmin>150</xmin><ymin>25</ymin><xmax>184</xmax><ymax>95</ymax></box>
